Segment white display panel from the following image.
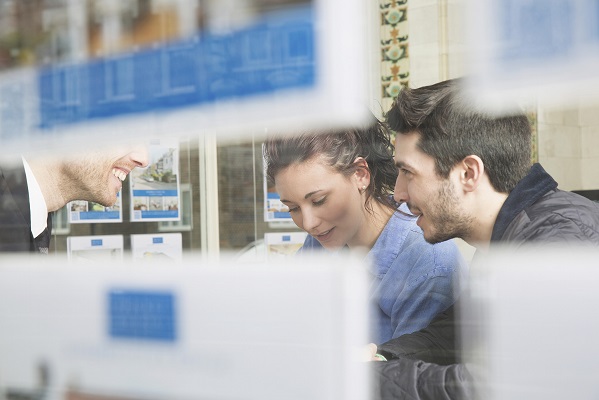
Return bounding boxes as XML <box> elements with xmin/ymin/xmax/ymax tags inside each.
<box><xmin>0</xmin><ymin>253</ymin><xmax>370</xmax><ymax>400</ymax></box>
<box><xmin>463</xmin><ymin>245</ymin><xmax>599</xmax><ymax>400</ymax></box>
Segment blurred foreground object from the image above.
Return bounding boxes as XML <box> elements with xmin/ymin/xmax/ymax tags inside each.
<box><xmin>0</xmin><ymin>0</ymin><xmax>370</xmax><ymax>153</ymax></box>
<box><xmin>468</xmin><ymin>0</ymin><xmax>599</xmax><ymax>109</ymax></box>
<box><xmin>464</xmin><ymin>244</ymin><xmax>599</xmax><ymax>400</ymax></box>
<box><xmin>0</xmin><ymin>252</ymin><xmax>369</xmax><ymax>400</ymax></box>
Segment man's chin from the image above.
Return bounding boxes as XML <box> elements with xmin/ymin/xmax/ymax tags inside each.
<box><xmin>423</xmin><ymin>235</ymin><xmax>441</xmax><ymax>245</ymax></box>
<box><xmin>420</xmin><ymin>224</ymin><xmax>441</xmax><ymax>244</ymax></box>
<box><xmin>96</xmin><ymin>196</ymin><xmax>117</xmax><ymax>208</ymax></box>
<box><xmin>423</xmin><ymin>230</ymin><xmax>453</xmax><ymax>245</ymax></box>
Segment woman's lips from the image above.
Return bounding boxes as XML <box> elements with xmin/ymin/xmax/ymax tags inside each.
<box><xmin>315</xmin><ymin>227</ymin><xmax>334</xmax><ymax>242</ymax></box>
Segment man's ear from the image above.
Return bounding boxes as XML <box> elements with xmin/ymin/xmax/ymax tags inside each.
<box><xmin>459</xmin><ymin>155</ymin><xmax>485</xmax><ymax>192</ymax></box>
<box><xmin>353</xmin><ymin>157</ymin><xmax>371</xmax><ymax>188</ymax></box>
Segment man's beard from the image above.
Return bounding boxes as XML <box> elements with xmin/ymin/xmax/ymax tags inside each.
<box><xmin>421</xmin><ymin>180</ymin><xmax>473</xmax><ymax>244</ymax></box>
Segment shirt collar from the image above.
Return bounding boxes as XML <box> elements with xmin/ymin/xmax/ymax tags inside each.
<box><xmin>22</xmin><ymin>156</ymin><xmax>49</xmax><ymax>238</ymax></box>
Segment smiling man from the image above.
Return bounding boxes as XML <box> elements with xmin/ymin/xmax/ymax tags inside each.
<box><xmin>370</xmin><ymin>78</ymin><xmax>599</xmax><ymax>400</ymax></box>
<box><xmin>0</xmin><ymin>143</ymin><xmax>149</xmax><ymax>253</ymax></box>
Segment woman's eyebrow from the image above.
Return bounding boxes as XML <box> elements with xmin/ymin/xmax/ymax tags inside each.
<box><xmin>304</xmin><ymin>189</ymin><xmax>323</xmax><ymax>199</ymax></box>
<box><xmin>280</xmin><ymin>189</ymin><xmax>323</xmax><ymax>204</ymax></box>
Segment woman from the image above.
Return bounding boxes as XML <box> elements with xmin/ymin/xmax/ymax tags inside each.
<box><xmin>263</xmin><ymin>117</ymin><xmax>465</xmax><ymax>344</ymax></box>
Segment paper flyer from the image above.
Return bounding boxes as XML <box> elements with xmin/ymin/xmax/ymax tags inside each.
<box><xmin>130</xmin><ymin>233</ymin><xmax>183</xmax><ymax>262</ymax></box>
<box><xmin>264</xmin><ymin>232</ymin><xmax>307</xmax><ymax>259</ymax></box>
<box><xmin>263</xmin><ymin>145</ymin><xmax>292</xmax><ymax>222</ymax></box>
<box><xmin>68</xmin><ymin>193</ymin><xmax>123</xmax><ymax>224</ymax></box>
<box><xmin>67</xmin><ymin>235</ymin><xmax>124</xmax><ymax>262</ymax></box>
<box><xmin>130</xmin><ymin>139</ymin><xmax>180</xmax><ymax>222</ymax></box>
<box><xmin>265</xmin><ymin>189</ymin><xmax>293</xmax><ymax>222</ymax></box>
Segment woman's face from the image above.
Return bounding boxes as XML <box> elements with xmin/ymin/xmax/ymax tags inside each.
<box><xmin>274</xmin><ymin>156</ymin><xmax>368</xmax><ymax>250</ymax></box>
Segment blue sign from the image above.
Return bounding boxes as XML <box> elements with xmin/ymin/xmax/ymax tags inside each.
<box><xmin>108</xmin><ymin>290</ymin><xmax>177</xmax><ymax>342</ymax></box>
<box><xmin>38</xmin><ymin>6</ymin><xmax>315</xmax><ymax>129</ymax></box>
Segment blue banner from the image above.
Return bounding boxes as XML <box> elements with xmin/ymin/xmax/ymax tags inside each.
<box><xmin>140</xmin><ymin>210</ymin><xmax>179</xmax><ymax>219</ymax></box>
<box><xmin>79</xmin><ymin>211</ymin><xmax>121</xmax><ymax>220</ymax></box>
<box><xmin>38</xmin><ymin>6</ymin><xmax>315</xmax><ymax>129</ymax></box>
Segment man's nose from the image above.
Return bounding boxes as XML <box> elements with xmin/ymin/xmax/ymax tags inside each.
<box><xmin>393</xmin><ymin>175</ymin><xmax>409</xmax><ymax>205</ymax></box>
<box><xmin>130</xmin><ymin>144</ymin><xmax>150</xmax><ymax>168</ymax></box>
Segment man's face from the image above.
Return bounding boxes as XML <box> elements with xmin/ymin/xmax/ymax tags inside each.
<box><xmin>274</xmin><ymin>157</ymin><xmax>368</xmax><ymax>250</ymax></box>
<box><xmin>393</xmin><ymin>132</ymin><xmax>473</xmax><ymax>243</ymax></box>
<box><xmin>63</xmin><ymin>144</ymin><xmax>149</xmax><ymax>206</ymax></box>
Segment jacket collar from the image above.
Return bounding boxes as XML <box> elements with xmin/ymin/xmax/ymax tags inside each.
<box><xmin>490</xmin><ymin>163</ymin><xmax>557</xmax><ymax>242</ymax></box>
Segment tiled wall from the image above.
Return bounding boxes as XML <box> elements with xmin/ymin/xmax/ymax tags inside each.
<box><xmin>405</xmin><ymin>0</ymin><xmax>441</xmax><ymax>88</ymax></box>
<box><xmin>538</xmin><ymin>104</ymin><xmax>599</xmax><ymax>191</ymax></box>
<box><xmin>405</xmin><ymin>0</ymin><xmax>467</xmax><ymax>88</ymax></box>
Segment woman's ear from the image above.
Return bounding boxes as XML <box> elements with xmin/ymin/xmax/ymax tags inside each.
<box><xmin>459</xmin><ymin>155</ymin><xmax>485</xmax><ymax>192</ymax></box>
<box><xmin>353</xmin><ymin>157</ymin><xmax>371</xmax><ymax>189</ymax></box>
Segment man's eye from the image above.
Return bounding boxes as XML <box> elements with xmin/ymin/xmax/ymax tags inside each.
<box><xmin>400</xmin><ymin>168</ymin><xmax>412</xmax><ymax>176</ymax></box>
<box><xmin>288</xmin><ymin>206</ymin><xmax>299</xmax><ymax>213</ymax></box>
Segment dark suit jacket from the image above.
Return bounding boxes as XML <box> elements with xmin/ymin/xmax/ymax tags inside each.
<box><xmin>0</xmin><ymin>163</ymin><xmax>52</xmax><ymax>253</ymax></box>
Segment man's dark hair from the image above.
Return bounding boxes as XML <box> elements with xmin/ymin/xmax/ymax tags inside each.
<box><xmin>386</xmin><ymin>78</ymin><xmax>532</xmax><ymax>193</ymax></box>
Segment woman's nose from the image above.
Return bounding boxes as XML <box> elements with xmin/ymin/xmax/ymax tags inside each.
<box><xmin>301</xmin><ymin>209</ymin><xmax>321</xmax><ymax>232</ymax></box>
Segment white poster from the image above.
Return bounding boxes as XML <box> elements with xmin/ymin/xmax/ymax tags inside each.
<box><xmin>130</xmin><ymin>140</ymin><xmax>180</xmax><ymax>222</ymax></box>
<box><xmin>68</xmin><ymin>193</ymin><xmax>123</xmax><ymax>224</ymax></box>
<box><xmin>264</xmin><ymin>232</ymin><xmax>307</xmax><ymax>259</ymax></box>
<box><xmin>130</xmin><ymin>233</ymin><xmax>183</xmax><ymax>262</ymax></box>
<box><xmin>67</xmin><ymin>235</ymin><xmax>124</xmax><ymax>262</ymax></box>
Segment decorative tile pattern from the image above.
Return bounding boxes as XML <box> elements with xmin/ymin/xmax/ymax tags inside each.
<box><xmin>380</xmin><ymin>0</ymin><xmax>409</xmax><ymax>113</ymax></box>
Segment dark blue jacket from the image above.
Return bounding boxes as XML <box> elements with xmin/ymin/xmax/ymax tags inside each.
<box><xmin>0</xmin><ymin>163</ymin><xmax>52</xmax><ymax>253</ymax></box>
<box><xmin>373</xmin><ymin>164</ymin><xmax>599</xmax><ymax>400</ymax></box>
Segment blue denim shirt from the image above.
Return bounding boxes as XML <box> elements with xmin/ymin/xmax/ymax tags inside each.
<box><xmin>299</xmin><ymin>207</ymin><xmax>466</xmax><ymax>344</ymax></box>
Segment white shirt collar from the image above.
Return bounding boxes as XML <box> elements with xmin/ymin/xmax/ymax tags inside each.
<box><xmin>22</xmin><ymin>157</ymin><xmax>48</xmax><ymax>238</ymax></box>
